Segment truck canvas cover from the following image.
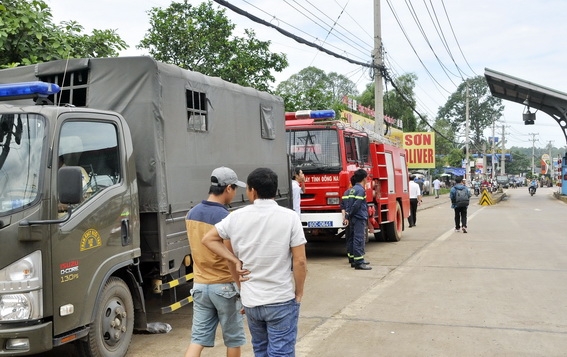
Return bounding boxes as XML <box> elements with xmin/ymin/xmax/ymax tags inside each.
<box><xmin>0</xmin><ymin>57</ymin><xmax>288</xmax><ymax>212</ymax></box>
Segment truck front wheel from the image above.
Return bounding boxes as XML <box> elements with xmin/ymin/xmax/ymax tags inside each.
<box><xmin>79</xmin><ymin>276</ymin><xmax>134</xmax><ymax>357</ymax></box>
<box><xmin>384</xmin><ymin>202</ymin><xmax>403</xmax><ymax>242</ymax></box>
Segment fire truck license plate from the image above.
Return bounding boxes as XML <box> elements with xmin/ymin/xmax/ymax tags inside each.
<box><xmin>307</xmin><ymin>221</ymin><xmax>333</xmax><ymax>228</ymax></box>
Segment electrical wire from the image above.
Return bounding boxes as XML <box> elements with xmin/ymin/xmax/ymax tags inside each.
<box><xmin>403</xmin><ymin>0</ymin><xmax>460</xmax><ymax>86</ymax></box>
<box><xmin>384</xmin><ymin>0</ymin><xmax>453</xmax><ymax>95</ymax></box>
<box><xmin>440</xmin><ymin>0</ymin><xmax>477</xmax><ymax>76</ymax></box>
<box><xmin>424</xmin><ymin>0</ymin><xmax>470</xmax><ymax>79</ymax></box>
<box><xmin>239</xmin><ymin>0</ymin><xmax>369</xmax><ymax>63</ymax></box>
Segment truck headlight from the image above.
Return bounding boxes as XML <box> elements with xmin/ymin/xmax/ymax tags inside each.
<box><xmin>0</xmin><ymin>294</ymin><xmax>34</xmax><ymax>320</ymax></box>
<box><xmin>0</xmin><ymin>251</ymin><xmax>42</xmax><ymax>320</ymax></box>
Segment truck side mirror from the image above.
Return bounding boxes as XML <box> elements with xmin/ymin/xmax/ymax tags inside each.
<box><xmin>58</xmin><ymin>166</ymin><xmax>82</xmax><ymax>205</ymax></box>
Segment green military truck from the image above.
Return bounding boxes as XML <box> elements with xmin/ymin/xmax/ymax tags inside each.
<box><xmin>0</xmin><ymin>57</ymin><xmax>288</xmax><ymax>356</ymax></box>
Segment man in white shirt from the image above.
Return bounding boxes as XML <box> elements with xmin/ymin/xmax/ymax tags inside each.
<box><xmin>291</xmin><ymin>168</ymin><xmax>305</xmax><ymax>216</ymax></box>
<box><xmin>432</xmin><ymin>177</ymin><xmax>441</xmax><ymax>198</ymax></box>
<box><xmin>408</xmin><ymin>175</ymin><xmax>422</xmax><ymax>227</ymax></box>
<box><xmin>203</xmin><ymin>168</ymin><xmax>307</xmax><ymax>356</ymax></box>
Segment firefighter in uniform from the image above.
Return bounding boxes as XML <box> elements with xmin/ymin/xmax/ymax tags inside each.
<box><xmin>345</xmin><ymin>169</ymin><xmax>372</xmax><ymax>270</ymax></box>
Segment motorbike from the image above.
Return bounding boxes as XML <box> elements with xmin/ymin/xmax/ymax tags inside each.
<box><xmin>473</xmin><ymin>185</ymin><xmax>480</xmax><ymax>196</ymax></box>
<box><xmin>529</xmin><ymin>185</ymin><xmax>536</xmax><ymax>196</ymax></box>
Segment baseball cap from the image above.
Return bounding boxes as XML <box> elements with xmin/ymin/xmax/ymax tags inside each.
<box><xmin>211</xmin><ymin>167</ymin><xmax>246</xmax><ymax>188</ymax></box>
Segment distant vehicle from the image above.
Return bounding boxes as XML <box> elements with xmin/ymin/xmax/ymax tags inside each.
<box><xmin>496</xmin><ymin>175</ymin><xmax>510</xmax><ymax>188</ymax></box>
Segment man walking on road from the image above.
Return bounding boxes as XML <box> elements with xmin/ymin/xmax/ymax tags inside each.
<box><xmin>184</xmin><ymin>167</ymin><xmax>247</xmax><ymax>357</ymax></box>
<box><xmin>203</xmin><ymin>167</ymin><xmax>308</xmax><ymax>356</ymax></box>
<box><xmin>408</xmin><ymin>175</ymin><xmax>422</xmax><ymax>227</ymax></box>
<box><xmin>450</xmin><ymin>176</ymin><xmax>471</xmax><ymax>233</ymax></box>
<box><xmin>432</xmin><ymin>177</ymin><xmax>441</xmax><ymax>198</ymax></box>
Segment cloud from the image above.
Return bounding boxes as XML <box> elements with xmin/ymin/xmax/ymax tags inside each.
<box><xmin>48</xmin><ymin>0</ymin><xmax>567</xmax><ymax>148</ymax></box>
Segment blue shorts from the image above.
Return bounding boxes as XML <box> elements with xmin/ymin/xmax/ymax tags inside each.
<box><xmin>191</xmin><ymin>282</ymin><xmax>246</xmax><ymax>348</ymax></box>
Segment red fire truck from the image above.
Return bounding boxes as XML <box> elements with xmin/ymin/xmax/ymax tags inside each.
<box><xmin>286</xmin><ymin>109</ymin><xmax>410</xmax><ymax>242</ymax></box>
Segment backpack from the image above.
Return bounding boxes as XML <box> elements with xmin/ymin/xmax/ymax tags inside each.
<box><xmin>455</xmin><ymin>188</ymin><xmax>469</xmax><ymax>207</ymax></box>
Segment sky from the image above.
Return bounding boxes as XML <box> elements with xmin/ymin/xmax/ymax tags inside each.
<box><xmin>47</xmin><ymin>0</ymin><xmax>567</xmax><ymax>153</ymax></box>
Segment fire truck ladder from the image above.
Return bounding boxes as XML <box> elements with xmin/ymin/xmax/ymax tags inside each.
<box><xmin>374</xmin><ymin>147</ymin><xmax>393</xmax><ymax>225</ymax></box>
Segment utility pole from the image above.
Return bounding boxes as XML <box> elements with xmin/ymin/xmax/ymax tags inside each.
<box><xmin>491</xmin><ymin>120</ymin><xmax>496</xmax><ymax>179</ymax></box>
<box><xmin>528</xmin><ymin>133</ymin><xmax>539</xmax><ymax>175</ymax></box>
<box><xmin>465</xmin><ymin>83</ymin><xmax>470</xmax><ymax>181</ymax></box>
<box><xmin>500</xmin><ymin>125</ymin><xmax>506</xmax><ymax>174</ymax></box>
<box><xmin>548</xmin><ymin>140</ymin><xmax>554</xmax><ymax>179</ymax></box>
<box><xmin>373</xmin><ymin>0</ymin><xmax>384</xmax><ymax>136</ymax></box>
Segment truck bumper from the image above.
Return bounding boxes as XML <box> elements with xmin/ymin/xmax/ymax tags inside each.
<box><xmin>0</xmin><ymin>321</ymin><xmax>52</xmax><ymax>355</ymax></box>
<box><xmin>300</xmin><ymin>212</ymin><xmax>344</xmax><ymax>229</ymax></box>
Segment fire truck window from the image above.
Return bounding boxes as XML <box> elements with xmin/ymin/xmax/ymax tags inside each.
<box><xmin>287</xmin><ymin>129</ymin><xmax>340</xmax><ymax>171</ymax></box>
<box><xmin>58</xmin><ymin>121</ymin><xmax>120</xmax><ymax>212</ymax></box>
<box><xmin>358</xmin><ymin>136</ymin><xmax>370</xmax><ymax>163</ymax></box>
<box><xmin>345</xmin><ymin>136</ymin><xmax>357</xmax><ymax>162</ymax></box>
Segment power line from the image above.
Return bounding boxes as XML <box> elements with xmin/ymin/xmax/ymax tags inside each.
<box><xmin>216</xmin><ymin>0</ymin><xmax>375</xmax><ymax>68</ymax></box>
<box><xmin>403</xmin><ymin>0</ymin><xmax>460</xmax><ymax>85</ymax></box>
<box><xmin>440</xmin><ymin>0</ymin><xmax>477</xmax><ymax>76</ymax></box>
<box><xmin>384</xmin><ymin>0</ymin><xmax>453</xmax><ymax>95</ymax></box>
<box><xmin>423</xmin><ymin>0</ymin><xmax>471</xmax><ymax>79</ymax></box>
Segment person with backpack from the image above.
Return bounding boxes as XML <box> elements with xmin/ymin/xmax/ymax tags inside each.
<box><xmin>450</xmin><ymin>176</ymin><xmax>471</xmax><ymax>233</ymax></box>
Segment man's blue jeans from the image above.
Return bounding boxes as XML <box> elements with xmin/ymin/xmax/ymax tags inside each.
<box><xmin>244</xmin><ymin>298</ymin><xmax>300</xmax><ymax>357</ymax></box>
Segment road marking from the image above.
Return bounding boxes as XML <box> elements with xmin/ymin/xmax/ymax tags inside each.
<box><xmin>296</xmin><ymin>206</ymin><xmax>486</xmax><ymax>356</ymax></box>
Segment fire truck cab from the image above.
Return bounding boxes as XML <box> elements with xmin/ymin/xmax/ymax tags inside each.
<box><xmin>286</xmin><ymin>109</ymin><xmax>410</xmax><ymax>242</ymax></box>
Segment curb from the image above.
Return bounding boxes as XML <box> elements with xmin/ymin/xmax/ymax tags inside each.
<box><xmin>553</xmin><ymin>191</ymin><xmax>567</xmax><ymax>203</ymax></box>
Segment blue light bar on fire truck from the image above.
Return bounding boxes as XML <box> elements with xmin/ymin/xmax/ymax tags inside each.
<box><xmin>0</xmin><ymin>81</ymin><xmax>61</xmax><ymax>100</ymax></box>
<box><xmin>285</xmin><ymin>109</ymin><xmax>335</xmax><ymax>121</ymax></box>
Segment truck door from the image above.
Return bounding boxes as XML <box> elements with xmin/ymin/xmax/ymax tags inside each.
<box><xmin>52</xmin><ymin>113</ymin><xmax>133</xmax><ymax>336</ymax></box>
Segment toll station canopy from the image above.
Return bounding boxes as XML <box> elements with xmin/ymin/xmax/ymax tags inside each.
<box><xmin>484</xmin><ymin>68</ymin><xmax>567</xmax><ymax>144</ymax></box>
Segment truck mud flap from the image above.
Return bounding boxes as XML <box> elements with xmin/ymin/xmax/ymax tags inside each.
<box><xmin>157</xmin><ymin>273</ymin><xmax>194</xmax><ymax>314</ymax></box>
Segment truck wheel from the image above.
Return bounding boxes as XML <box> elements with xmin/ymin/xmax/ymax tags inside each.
<box><xmin>78</xmin><ymin>277</ymin><xmax>134</xmax><ymax>357</ymax></box>
<box><xmin>384</xmin><ymin>202</ymin><xmax>403</xmax><ymax>242</ymax></box>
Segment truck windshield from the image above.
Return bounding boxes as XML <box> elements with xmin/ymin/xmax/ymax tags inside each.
<box><xmin>287</xmin><ymin>129</ymin><xmax>341</xmax><ymax>172</ymax></box>
<box><xmin>0</xmin><ymin>113</ymin><xmax>45</xmax><ymax>214</ymax></box>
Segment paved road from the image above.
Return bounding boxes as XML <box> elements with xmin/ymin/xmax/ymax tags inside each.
<box><xmin>34</xmin><ymin>187</ymin><xmax>567</xmax><ymax>356</ymax></box>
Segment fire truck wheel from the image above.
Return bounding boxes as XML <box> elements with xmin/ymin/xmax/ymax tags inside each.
<box><xmin>78</xmin><ymin>276</ymin><xmax>134</xmax><ymax>357</ymax></box>
<box><xmin>384</xmin><ymin>202</ymin><xmax>403</xmax><ymax>242</ymax></box>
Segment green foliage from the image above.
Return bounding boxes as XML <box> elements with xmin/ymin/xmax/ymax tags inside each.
<box><xmin>505</xmin><ymin>149</ymin><xmax>531</xmax><ymax>175</ymax></box>
<box><xmin>0</xmin><ymin>0</ymin><xmax>127</xmax><ymax>68</ymax></box>
<box><xmin>357</xmin><ymin>73</ymin><xmax>420</xmax><ymax>131</ymax></box>
<box><xmin>275</xmin><ymin>66</ymin><xmax>358</xmax><ymax>112</ymax></box>
<box><xmin>445</xmin><ymin>148</ymin><xmax>465</xmax><ymax>167</ymax></box>
<box><xmin>138</xmin><ymin>0</ymin><xmax>287</xmax><ymax>92</ymax></box>
<box><xmin>436</xmin><ymin>76</ymin><xmax>504</xmax><ymax>153</ymax></box>
<box><xmin>384</xmin><ymin>73</ymin><xmax>420</xmax><ymax>132</ymax></box>
<box><xmin>357</xmin><ymin>82</ymin><xmax>374</xmax><ymax>108</ymax></box>
<box><xmin>433</xmin><ymin>117</ymin><xmax>457</xmax><ymax>168</ymax></box>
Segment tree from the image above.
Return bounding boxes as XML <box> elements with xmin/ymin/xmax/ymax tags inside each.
<box><xmin>505</xmin><ymin>150</ymin><xmax>531</xmax><ymax>175</ymax></box>
<box><xmin>137</xmin><ymin>0</ymin><xmax>287</xmax><ymax>92</ymax></box>
<box><xmin>437</xmin><ymin>76</ymin><xmax>504</xmax><ymax>153</ymax></box>
<box><xmin>357</xmin><ymin>73</ymin><xmax>422</xmax><ymax>132</ymax></box>
<box><xmin>0</xmin><ymin>0</ymin><xmax>127</xmax><ymax>68</ymax></box>
<box><xmin>275</xmin><ymin>66</ymin><xmax>358</xmax><ymax>112</ymax></box>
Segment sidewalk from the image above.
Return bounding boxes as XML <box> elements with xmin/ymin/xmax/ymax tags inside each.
<box><xmin>420</xmin><ymin>191</ymin><xmax>451</xmax><ymax>210</ymax></box>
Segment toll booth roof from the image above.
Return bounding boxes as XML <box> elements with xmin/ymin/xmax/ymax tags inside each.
<box><xmin>484</xmin><ymin>68</ymin><xmax>567</xmax><ymax>143</ymax></box>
